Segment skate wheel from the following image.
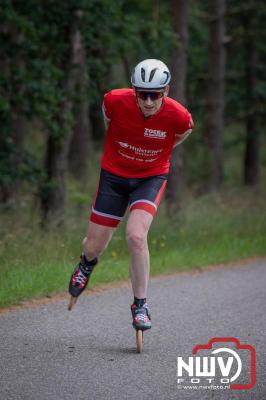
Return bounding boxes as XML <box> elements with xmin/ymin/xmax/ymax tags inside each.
<box><xmin>136</xmin><ymin>330</ymin><xmax>143</xmax><ymax>353</ymax></box>
<box><xmin>68</xmin><ymin>296</ymin><xmax>77</xmax><ymax>311</ymax></box>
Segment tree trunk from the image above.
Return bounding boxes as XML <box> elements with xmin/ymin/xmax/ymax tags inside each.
<box><xmin>205</xmin><ymin>0</ymin><xmax>226</xmax><ymax>190</ymax></box>
<box><xmin>243</xmin><ymin>11</ymin><xmax>259</xmax><ymax>185</ymax></box>
<box><xmin>42</xmin><ymin>132</ymin><xmax>70</xmax><ymax>225</ymax></box>
<box><xmin>0</xmin><ymin>111</ymin><xmax>26</xmax><ymax>204</ymax></box>
<box><xmin>90</xmin><ymin>101</ymin><xmax>105</xmax><ymax>144</ymax></box>
<box><xmin>166</xmin><ymin>0</ymin><xmax>188</xmax><ymax>211</ymax></box>
<box><xmin>89</xmin><ymin>59</ymin><xmax>112</xmax><ymax>144</ymax></box>
<box><xmin>151</xmin><ymin>0</ymin><xmax>159</xmax><ymax>41</ymax></box>
<box><xmin>40</xmin><ymin>14</ymin><xmax>83</xmax><ymax>226</ymax></box>
<box><xmin>68</xmin><ymin>27</ymin><xmax>92</xmax><ymax>182</ymax></box>
<box><xmin>0</xmin><ymin>23</ymin><xmax>26</xmax><ymax>205</ymax></box>
<box><xmin>9</xmin><ymin>106</ymin><xmax>26</xmax><ymax>196</ymax></box>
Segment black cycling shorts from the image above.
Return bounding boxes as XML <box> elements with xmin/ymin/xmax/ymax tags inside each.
<box><xmin>90</xmin><ymin>169</ymin><xmax>168</xmax><ymax>227</ymax></box>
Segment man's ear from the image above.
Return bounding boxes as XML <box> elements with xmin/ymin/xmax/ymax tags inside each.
<box><xmin>164</xmin><ymin>85</ymin><xmax>170</xmax><ymax>97</ymax></box>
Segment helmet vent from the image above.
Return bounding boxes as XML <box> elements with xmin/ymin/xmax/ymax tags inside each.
<box><xmin>141</xmin><ymin>68</ymin><xmax>146</xmax><ymax>82</ymax></box>
<box><xmin>149</xmin><ymin>68</ymin><xmax>157</xmax><ymax>82</ymax></box>
<box><xmin>160</xmin><ymin>71</ymin><xmax>169</xmax><ymax>85</ymax></box>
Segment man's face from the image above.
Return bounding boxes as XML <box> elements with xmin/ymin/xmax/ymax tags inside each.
<box><xmin>135</xmin><ymin>86</ymin><xmax>169</xmax><ymax>118</ymax></box>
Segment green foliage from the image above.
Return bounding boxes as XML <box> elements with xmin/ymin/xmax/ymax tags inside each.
<box><xmin>0</xmin><ymin>0</ymin><xmax>177</xmax><ymax>196</ymax></box>
<box><xmin>0</xmin><ymin>1</ymin><xmax>266</xmax><ymax>202</ymax></box>
<box><xmin>226</xmin><ymin>1</ymin><xmax>266</xmax><ymax>120</ymax></box>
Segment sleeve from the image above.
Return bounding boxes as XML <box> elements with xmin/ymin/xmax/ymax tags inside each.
<box><xmin>179</xmin><ymin>111</ymin><xmax>194</xmax><ymax>134</ymax></box>
<box><xmin>102</xmin><ymin>91</ymin><xmax>113</xmax><ymax>121</ymax></box>
<box><xmin>174</xmin><ymin>111</ymin><xmax>194</xmax><ymax>147</ymax></box>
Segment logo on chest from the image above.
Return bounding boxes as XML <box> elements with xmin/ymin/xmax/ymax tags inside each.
<box><xmin>144</xmin><ymin>128</ymin><xmax>167</xmax><ymax>139</ymax></box>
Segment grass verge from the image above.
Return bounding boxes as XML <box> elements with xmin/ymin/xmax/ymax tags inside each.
<box><xmin>0</xmin><ymin>187</ymin><xmax>265</xmax><ymax>308</ymax></box>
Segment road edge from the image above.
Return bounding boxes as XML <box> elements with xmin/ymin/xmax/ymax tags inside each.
<box><xmin>0</xmin><ymin>255</ymin><xmax>265</xmax><ymax>315</ymax></box>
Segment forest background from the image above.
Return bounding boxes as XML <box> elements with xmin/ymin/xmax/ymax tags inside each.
<box><xmin>0</xmin><ymin>0</ymin><xmax>265</xmax><ymax>308</ymax></box>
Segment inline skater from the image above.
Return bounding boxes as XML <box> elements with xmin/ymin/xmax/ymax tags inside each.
<box><xmin>68</xmin><ymin>59</ymin><xmax>194</xmax><ymax>333</ymax></box>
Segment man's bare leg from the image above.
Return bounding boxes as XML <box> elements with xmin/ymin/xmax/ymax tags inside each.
<box><xmin>126</xmin><ymin>209</ymin><xmax>153</xmax><ymax>299</ymax></box>
<box><xmin>82</xmin><ymin>221</ymin><xmax>116</xmax><ymax>260</ymax></box>
<box><xmin>126</xmin><ymin>209</ymin><xmax>153</xmax><ymax>330</ymax></box>
<box><xmin>68</xmin><ymin>221</ymin><xmax>116</xmax><ymax>309</ymax></box>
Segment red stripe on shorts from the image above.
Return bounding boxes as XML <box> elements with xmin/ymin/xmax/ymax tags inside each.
<box><xmin>90</xmin><ymin>212</ymin><xmax>120</xmax><ymax>227</ymax></box>
<box><xmin>154</xmin><ymin>180</ymin><xmax>167</xmax><ymax>206</ymax></box>
<box><xmin>130</xmin><ymin>201</ymin><xmax>157</xmax><ymax>216</ymax></box>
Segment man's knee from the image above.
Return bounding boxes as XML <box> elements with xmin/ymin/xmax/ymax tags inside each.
<box><xmin>83</xmin><ymin>236</ymin><xmax>108</xmax><ymax>258</ymax></box>
<box><xmin>126</xmin><ymin>229</ymin><xmax>147</xmax><ymax>252</ymax></box>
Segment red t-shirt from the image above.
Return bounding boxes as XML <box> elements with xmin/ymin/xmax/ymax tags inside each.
<box><xmin>101</xmin><ymin>88</ymin><xmax>194</xmax><ymax>178</ymax></box>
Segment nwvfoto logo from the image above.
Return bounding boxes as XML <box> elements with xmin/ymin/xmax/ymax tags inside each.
<box><xmin>177</xmin><ymin>337</ymin><xmax>256</xmax><ymax>390</ymax></box>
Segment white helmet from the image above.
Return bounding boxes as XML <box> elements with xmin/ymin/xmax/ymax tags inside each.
<box><xmin>131</xmin><ymin>59</ymin><xmax>171</xmax><ymax>90</ymax></box>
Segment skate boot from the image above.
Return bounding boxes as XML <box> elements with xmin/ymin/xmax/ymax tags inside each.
<box><xmin>131</xmin><ymin>303</ymin><xmax>151</xmax><ymax>331</ymax></box>
<box><xmin>68</xmin><ymin>255</ymin><xmax>98</xmax><ymax>310</ymax></box>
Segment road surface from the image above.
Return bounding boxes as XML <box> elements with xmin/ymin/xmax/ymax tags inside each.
<box><xmin>0</xmin><ymin>260</ymin><xmax>265</xmax><ymax>400</ymax></box>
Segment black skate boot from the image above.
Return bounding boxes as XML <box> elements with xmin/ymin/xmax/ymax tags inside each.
<box><xmin>68</xmin><ymin>255</ymin><xmax>98</xmax><ymax>310</ymax></box>
<box><xmin>131</xmin><ymin>303</ymin><xmax>151</xmax><ymax>331</ymax></box>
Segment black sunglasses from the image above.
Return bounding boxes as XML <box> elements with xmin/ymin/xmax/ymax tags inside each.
<box><xmin>136</xmin><ymin>91</ymin><xmax>164</xmax><ymax>101</ymax></box>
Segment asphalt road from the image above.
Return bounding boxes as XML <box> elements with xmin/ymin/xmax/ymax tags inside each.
<box><xmin>0</xmin><ymin>260</ymin><xmax>265</xmax><ymax>400</ymax></box>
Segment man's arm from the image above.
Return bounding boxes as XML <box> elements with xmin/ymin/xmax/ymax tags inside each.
<box><xmin>173</xmin><ymin>129</ymin><xmax>192</xmax><ymax>147</ymax></box>
<box><xmin>102</xmin><ymin>103</ymin><xmax>111</xmax><ymax>130</ymax></box>
<box><xmin>174</xmin><ymin>112</ymin><xmax>194</xmax><ymax>147</ymax></box>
